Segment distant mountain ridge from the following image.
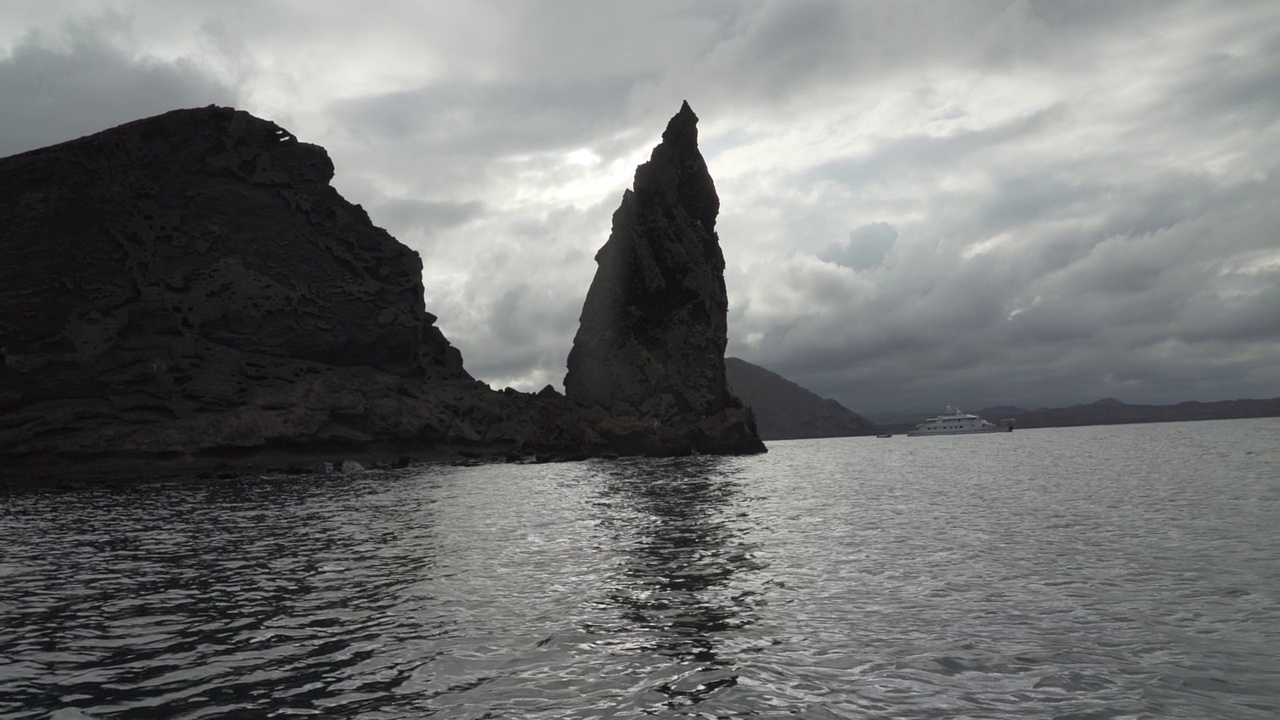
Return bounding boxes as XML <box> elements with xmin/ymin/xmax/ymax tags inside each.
<box><xmin>725</xmin><ymin>358</ymin><xmax>879</xmax><ymax>440</ymax></box>
<box><xmin>872</xmin><ymin>397</ymin><xmax>1280</xmax><ymax>433</ymax></box>
<box><xmin>977</xmin><ymin>397</ymin><xmax>1280</xmax><ymax>428</ymax></box>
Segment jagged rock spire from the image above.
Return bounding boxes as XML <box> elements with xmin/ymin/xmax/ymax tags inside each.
<box><xmin>564</xmin><ymin>102</ymin><xmax>763</xmax><ymax>453</ymax></box>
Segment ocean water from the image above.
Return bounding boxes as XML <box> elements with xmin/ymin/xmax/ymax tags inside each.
<box><xmin>2</xmin><ymin>418</ymin><xmax>1278</xmax><ymax>719</ymax></box>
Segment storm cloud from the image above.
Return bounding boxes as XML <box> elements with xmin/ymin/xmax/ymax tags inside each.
<box><xmin>3</xmin><ymin>1</ymin><xmax>1277</xmax><ymax>414</ymax></box>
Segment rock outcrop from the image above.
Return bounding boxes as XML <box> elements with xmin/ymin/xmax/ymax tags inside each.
<box><xmin>0</xmin><ymin>107</ymin><xmax>493</xmax><ymax>477</ymax></box>
<box><xmin>0</xmin><ymin>104</ymin><xmax>764</xmax><ymax>482</ymax></box>
<box><xmin>724</xmin><ymin>357</ymin><xmax>880</xmax><ymax>440</ymax></box>
<box><xmin>564</xmin><ymin>102</ymin><xmax>765</xmax><ymax>455</ymax></box>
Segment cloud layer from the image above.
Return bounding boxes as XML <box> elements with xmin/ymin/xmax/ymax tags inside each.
<box><xmin>4</xmin><ymin>1</ymin><xmax>1277</xmax><ymax>414</ymax></box>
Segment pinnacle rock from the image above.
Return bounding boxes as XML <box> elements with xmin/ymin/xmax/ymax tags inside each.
<box><xmin>564</xmin><ymin>102</ymin><xmax>764</xmax><ymax>454</ymax></box>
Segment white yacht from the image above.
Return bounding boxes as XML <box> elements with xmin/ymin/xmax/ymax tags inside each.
<box><xmin>906</xmin><ymin>406</ymin><xmax>1012</xmax><ymax>436</ymax></box>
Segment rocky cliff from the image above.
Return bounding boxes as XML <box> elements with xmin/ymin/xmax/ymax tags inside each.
<box><xmin>564</xmin><ymin>102</ymin><xmax>764</xmax><ymax>455</ymax></box>
<box><xmin>0</xmin><ymin>104</ymin><xmax>764</xmax><ymax>482</ymax></box>
<box><xmin>0</xmin><ymin>107</ymin><xmax>499</xmax><ymax>477</ymax></box>
<box><xmin>724</xmin><ymin>358</ymin><xmax>880</xmax><ymax>440</ymax></box>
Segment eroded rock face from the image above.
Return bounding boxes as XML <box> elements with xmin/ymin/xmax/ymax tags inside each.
<box><xmin>564</xmin><ymin>102</ymin><xmax>765</xmax><ymax>454</ymax></box>
<box><xmin>0</xmin><ymin>107</ymin><xmax>479</xmax><ymax>473</ymax></box>
<box><xmin>1</xmin><ymin>107</ymin><xmax>467</xmax><ymax>382</ymax></box>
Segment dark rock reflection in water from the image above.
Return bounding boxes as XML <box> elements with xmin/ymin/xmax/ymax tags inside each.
<box><xmin>2</xmin><ymin>418</ymin><xmax>1279</xmax><ymax>718</ymax></box>
<box><xmin>593</xmin><ymin>458</ymin><xmax>763</xmax><ymax>708</ymax></box>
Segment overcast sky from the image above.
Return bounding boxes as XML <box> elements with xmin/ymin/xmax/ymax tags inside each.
<box><xmin>3</xmin><ymin>1</ymin><xmax>1278</xmax><ymax>415</ymax></box>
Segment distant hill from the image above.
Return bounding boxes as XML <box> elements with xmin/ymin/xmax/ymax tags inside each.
<box><xmin>977</xmin><ymin>397</ymin><xmax>1280</xmax><ymax>428</ymax></box>
<box><xmin>725</xmin><ymin>358</ymin><xmax>880</xmax><ymax>440</ymax></box>
<box><xmin>871</xmin><ymin>397</ymin><xmax>1280</xmax><ymax>433</ymax></box>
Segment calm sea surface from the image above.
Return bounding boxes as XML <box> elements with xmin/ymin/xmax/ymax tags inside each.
<box><xmin>3</xmin><ymin>419</ymin><xmax>1278</xmax><ymax>719</ymax></box>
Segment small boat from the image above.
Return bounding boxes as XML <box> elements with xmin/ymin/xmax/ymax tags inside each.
<box><xmin>876</xmin><ymin>433</ymin><xmax>894</xmax><ymax>438</ymax></box>
<box><xmin>906</xmin><ymin>406</ymin><xmax>1012</xmax><ymax>436</ymax></box>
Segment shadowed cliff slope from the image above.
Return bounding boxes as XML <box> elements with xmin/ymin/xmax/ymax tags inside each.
<box><xmin>1</xmin><ymin>107</ymin><xmax>468</xmax><ymax>383</ymax></box>
<box><xmin>725</xmin><ymin>358</ymin><xmax>879</xmax><ymax>440</ymax></box>
<box><xmin>0</xmin><ymin>107</ymin><xmax>502</xmax><ymax>475</ymax></box>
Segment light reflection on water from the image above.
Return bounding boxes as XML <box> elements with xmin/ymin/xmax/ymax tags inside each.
<box><xmin>2</xmin><ymin>418</ymin><xmax>1279</xmax><ymax>718</ymax></box>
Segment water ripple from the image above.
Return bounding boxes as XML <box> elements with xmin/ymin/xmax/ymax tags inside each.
<box><xmin>2</xmin><ymin>419</ymin><xmax>1279</xmax><ymax>717</ymax></box>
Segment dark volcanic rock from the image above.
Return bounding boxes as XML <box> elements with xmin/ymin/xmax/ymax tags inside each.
<box><xmin>564</xmin><ymin>102</ymin><xmax>765</xmax><ymax>455</ymax></box>
<box><xmin>0</xmin><ymin>107</ymin><xmax>489</xmax><ymax>477</ymax></box>
<box><xmin>725</xmin><ymin>357</ymin><xmax>880</xmax><ymax>440</ymax></box>
<box><xmin>0</xmin><ymin>105</ymin><xmax>767</xmax><ymax>482</ymax></box>
<box><xmin>1</xmin><ymin>107</ymin><xmax>468</xmax><ymax>380</ymax></box>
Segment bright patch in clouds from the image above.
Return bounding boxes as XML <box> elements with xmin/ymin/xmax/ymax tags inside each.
<box><xmin>565</xmin><ymin>148</ymin><xmax>600</xmax><ymax>167</ymax></box>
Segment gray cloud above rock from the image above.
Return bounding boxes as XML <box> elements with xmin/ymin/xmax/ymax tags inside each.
<box><xmin>3</xmin><ymin>0</ymin><xmax>1278</xmax><ymax>415</ymax></box>
<box><xmin>819</xmin><ymin>222</ymin><xmax>897</xmax><ymax>271</ymax></box>
<box><xmin>371</xmin><ymin>199</ymin><xmax>486</xmax><ymax>239</ymax></box>
<box><xmin>0</xmin><ymin>15</ymin><xmax>237</xmax><ymax>158</ymax></box>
